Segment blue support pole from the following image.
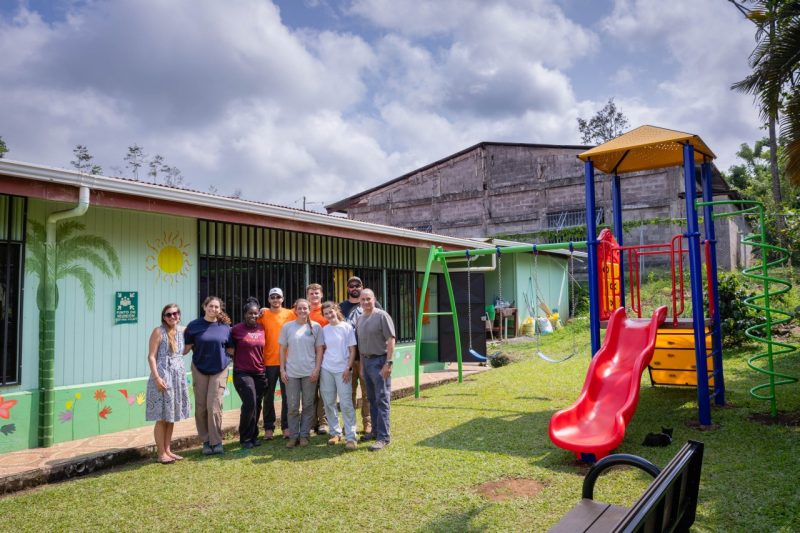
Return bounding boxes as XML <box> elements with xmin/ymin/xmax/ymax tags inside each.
<box><xmin>611</xmin><ymin>173</ymin><xmax>626</xmax><ymax>309</ymax></box>
<box><xmin>585</xmin><ymin>160</ymin><xmax>601</xmax><ymax>355</ymax></box>
<box><xmin>683</xmin><ymin>144</ymin><xmax>712</xmax><ymax>426</ymax></box>
<box><xmin>701</xmin><ymin>161</ymin><xmax>726</xmax><ymax>405</ymax></box>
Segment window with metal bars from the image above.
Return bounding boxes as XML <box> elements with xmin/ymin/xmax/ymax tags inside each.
<box><xmin>546</xmin><ymin>208</ymin><xmax>604</xmax><ymax>229</ymax></box>
<box><xmin>0</xmin><ymin>195</ymin><xmax>26</xmax><ymax>386</ymax></box>
<box><xmin>197</xmin><ymin>221</ymin><xmax>416</xmax><ymax>342</ymax></box>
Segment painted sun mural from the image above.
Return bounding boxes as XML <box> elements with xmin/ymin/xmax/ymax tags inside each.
<box><xmin>146</xmin><ymin>232</ymin><xmax>192</xmax><ymax>284</ymax></box>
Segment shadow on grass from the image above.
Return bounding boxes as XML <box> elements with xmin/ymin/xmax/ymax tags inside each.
<box><xmin>415</xmin><ymin>504</ymin><xmax>487</xmax><ymax>533</ymax></box>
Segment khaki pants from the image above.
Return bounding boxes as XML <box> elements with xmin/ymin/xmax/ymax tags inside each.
<box><xmin>351</xmin><ymin>359</ymin><xmax>371</xmax><ymax>431</ymax></box>
<box><xmin>191</xmin><ymin>364</ymin><xmax>228</xmax><ymax>446</ymax></box>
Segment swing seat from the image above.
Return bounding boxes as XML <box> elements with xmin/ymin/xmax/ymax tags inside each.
<box><xmin>469</xmin><ymin>348</ymin><xmax>501</xmax><ymax>361</ymax></box>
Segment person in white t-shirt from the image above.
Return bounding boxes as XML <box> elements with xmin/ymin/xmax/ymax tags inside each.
<box><xmin>319</xmin><ymin>301</ymin><xmax>358</xmax><ymax>451</ymax></box>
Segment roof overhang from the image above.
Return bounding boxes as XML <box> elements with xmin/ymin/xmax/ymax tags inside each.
<box><xmin>0</xmin><ymin>159</ymin><xmax>498</xmax><ymax>252</ymax></box>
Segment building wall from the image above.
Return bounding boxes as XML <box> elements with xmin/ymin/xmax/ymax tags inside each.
<box><xmin>342</xmin><ymin>144</ymin><xmax>744</xmax><ymax>270</ymax></box>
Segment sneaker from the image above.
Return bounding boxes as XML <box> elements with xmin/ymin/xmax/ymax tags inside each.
<box><xmin>360</xmin><ymin>432</ymin><xmax>375</xmax><ymax>442</ymax></box>
<box><xmin>286</xmin><ymin>438</ymin><xmax>299</xmax><ymax>449</ymax></box>
<box><xmin>345</xmin><ymin>441</ymin><xmax>358</xmax><ymax>451</ymax></box>
<box><xmin>368</xmin><ymin>440</ymin><xmax>388</xmax><ymax>452</ymax></box>
<box><xmin>263</xmin><ymin>430</ymin><xmax>274</xmax><ymax>441</ymax></box>
<box><xmin>251</xmin><ymin>438</ymin><xmax>262</xmax><ymax>447</ymax></box>
<box><xmin>241</xmin><ymin>441</ymin><xmax>254</xmax><ymax>450</ymax></box>
<box><xmin>327</xmin><ymin>435</ymin><xmax>342</xmax><ymax>445</ymax></box>
<box><xmin>212</xmin><ymin>443</ymin><xmax>224</xmax><ymax>455</ymax></box>
<box><xmin>363</xmin><ymin>423</ymin><xmax>372</xmax><ymax>435</ymax></box>
<box><xmin>298</xmin><ymin>437</ymin><xmax>310</xmax><ymax>447</ymax></box>
<box><xmin>282</xmin><ymin>431</ymin><xmax>291</xmax><ymax>440</ymax></box>
<box><xmin>316</xmin><ymin>425</ymin><xmax>329</xmax><ymax>435</ymax></box>
<box><xmin>202</xmin><ymin>442</ymin><xmax>213</xmax><ymax>455</ymax></box>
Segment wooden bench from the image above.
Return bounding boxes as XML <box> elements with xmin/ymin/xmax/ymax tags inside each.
<box><xmin>549</xmin><ymin>440</ymin><xmax>704</xmax><ymax>533</ymax></box>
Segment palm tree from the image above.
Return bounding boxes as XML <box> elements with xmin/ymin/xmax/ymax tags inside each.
<box><xmin>732</xmin><ymin>1</ymin><xmax>800</xmax><ymax>186</ymax></box>
<box><xmin>26</xmin><ymin>219</ymin><xmax>121</xmax><ymax>310</ymax></box>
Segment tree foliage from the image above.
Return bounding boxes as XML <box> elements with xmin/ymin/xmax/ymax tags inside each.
<box><xmin>0</xmin><ymin>136</ymin><xmax>7</xmax><ymax>158</ymax></box>
<box><xmin>124</xmin><ymin>144</ymin><xmax>146</xmax><ymax>180</ymax></box>
<box><xmin>577</xmin><ymin>98</ymin><xmax>630</xmax><ymax>144</ymax></box>
<box><xmin>731</xmin><ymin>1</ymin><xmax>800</xmax><ymax>186</ymax></box>
<box><xmin>70</xmin><ymin>145</ymin><xmax>102</xmax><ymax>175</ymax></box>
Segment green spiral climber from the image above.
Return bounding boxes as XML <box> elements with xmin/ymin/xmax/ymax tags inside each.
<box><xmin>699</xmin><ymin>200</ymin><xmax>797</xmax><ymax>417</ymax></box>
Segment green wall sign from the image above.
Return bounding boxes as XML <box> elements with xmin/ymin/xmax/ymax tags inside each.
<box><xmin>115</xmin><ymin>292</ymin><xmax>138</xmax><ymax>324</ymax></box>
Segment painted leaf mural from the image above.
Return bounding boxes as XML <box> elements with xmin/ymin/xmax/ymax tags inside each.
<box><xmin>26</xmin><ymin>219</ymin><xmax>122</xmax><ymax>311</ymax></box>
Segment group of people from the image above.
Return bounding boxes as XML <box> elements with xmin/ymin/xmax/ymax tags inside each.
<box><xmin>144</xmin><ymin>277</ymin><xmax>396</xmax><ymax>463</ymax></box>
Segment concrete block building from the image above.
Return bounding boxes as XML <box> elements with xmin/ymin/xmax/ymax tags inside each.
<box><xmin>327</xmin><ymin>142</ymin><xmax>750</xmax><ymax>270</ymax></box>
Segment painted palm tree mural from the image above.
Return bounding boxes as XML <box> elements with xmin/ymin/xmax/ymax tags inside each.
<box><xmin>26</xmin><ymin>218</ymin><xmax>121</xmax><ymax>446</ymax></box>
<box><xmin>26</xmin><ymin>219</ymin><xmax>121</xmax><ymax>311</ymax></box>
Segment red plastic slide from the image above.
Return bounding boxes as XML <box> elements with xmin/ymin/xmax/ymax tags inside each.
<box><xmin>549</xmin><ymin>306</ymin><xmax>667</xmax><ymax>462</ymax></box>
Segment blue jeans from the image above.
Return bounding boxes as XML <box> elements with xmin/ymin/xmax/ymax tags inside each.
<box><xmin>320</xmin><ymin>369</ymin><xmax>357</xmax><ymax>442</ymax></box>
<box><xmin>363</xmin><ymin>355</ymin><xmax>391</xmax><ymax>442</ymax></box>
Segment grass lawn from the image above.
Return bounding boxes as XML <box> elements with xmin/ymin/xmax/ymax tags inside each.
<box><xmin>1</xmin><ymin>321</ymin><xmax>798</xmax><ymax>531</ymax></box>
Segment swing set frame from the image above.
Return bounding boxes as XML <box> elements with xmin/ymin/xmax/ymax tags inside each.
<box><xmin>414</xmin><ymin>241</ymin><xmax>588</xmax><ymax>397</ymax></box>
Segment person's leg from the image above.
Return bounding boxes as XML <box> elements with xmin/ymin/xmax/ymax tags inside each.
<box><xmin>154</xmin><ymin>420</ymin><xmax>167</xmax><ymax>461</ymax></box>
<box><xmin>233</xmin><ymin>372</ymin><xmax>256</xmax><ymax>443</ymax></box>
<box><xmin>285</xmin><ymin>377</ymin><xmax>302</xmax><ymax>440</ymax></box>
<box><xmin>253</xmin><ymin>372</ymin><xmax>267</xmax><ymax>442</ymax></box>
<box><xmin>206</xmin><ymin>368</ymin><xmax>228</xmax><ymax>448</ymax></box>
<box><xmin>262</xmin><ymin>366</ymin><xmax>279</xmax><ymax>435</ymax></box>
<box><xmin>313</xmin><ymin>382</ymin><xmax>328</xmax><ymax>433</ymax></box>
<box><xmin>365</xmin><ymin>356</ymin><xmax>391</xmax><ymax>444</ymax></box>
<box><xmin>363</xmin><ymin>358</ymin><xmax>379</xmax><ymax>441</ymax></box>
<box><xmin>279</xmin><ymin>377</ymin><xmax>289</xmax><ymax>435</ymax></box>
<box><xmin>191</xmin><ymin>364</ymin><xmax>210</xmax><ymax>445</ymax></box>
<box><xmin>299</xmin><ymin>376</ymin><xmax>316</xmax><ymax>439</ymax></box>
<box><xmin>319</xmin><ymin>369</ymin><xmax>341</xmax><ymax>439</ymax></box>
<box><xmin>164</xmin><ymin>422</ymin><xmax>182</xmax><ymax>459</ymax></box>
<box><xmin>337</xmin><ymin>372</ymin><xmax>357</xmax><ymax>443</ymax></box>
<box><xmin>352</xmin><ymin>361</ymin><xmax>371</xmax><ymax>433</ymax></box>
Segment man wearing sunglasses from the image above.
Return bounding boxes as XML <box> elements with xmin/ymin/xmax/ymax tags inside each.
<box><xmin>258</xmin><ymin>287</ymin><xmax>295</xmax><ymax>440</ymax></box>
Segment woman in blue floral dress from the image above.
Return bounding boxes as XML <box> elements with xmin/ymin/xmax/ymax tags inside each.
<box><xmin>146</xmin><ymin>303</ymin><xmax>191</xmax><ymax>464</ymax></box>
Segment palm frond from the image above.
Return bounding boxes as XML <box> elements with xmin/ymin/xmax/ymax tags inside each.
<box><xmin>59</xmin><ymin>235</ymin><xmax>122</xmax><ymax>277</ymax></box>
<box><xmin>26</xmin><ymin>220</ymin><xmax>46</xmax><ymax>267</ymax></box>
<box><xmin>780</xmin><ymin>91</ymin><xmax>800</xmax><ymax>184</ymax></box>
<box><xmin>55</xmin><ymin>220</ymin><xmax>87</xmax><ymax>242</ymax></box>
<box><xmin>60</xmin><ymin>264</ymin><xmax>96</xmax><ymax>310</ymax></box>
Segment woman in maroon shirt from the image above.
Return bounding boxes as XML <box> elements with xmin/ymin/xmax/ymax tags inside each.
<box><xmin>228</xmin><ymin>298</ymin><xmax>267</xmax><ymax>449</ymax></box>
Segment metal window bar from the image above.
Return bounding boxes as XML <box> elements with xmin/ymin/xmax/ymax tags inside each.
<box><xmin>0</xmin><ymin>195</ymin><xmax>26</xmax><ymax>386</ymax></box>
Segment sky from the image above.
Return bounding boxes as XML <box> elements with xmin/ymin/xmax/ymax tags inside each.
<box><xmin>0</xmin><ymin>0</ymin><xmax>763</xmax><ymax>210</ymax></box>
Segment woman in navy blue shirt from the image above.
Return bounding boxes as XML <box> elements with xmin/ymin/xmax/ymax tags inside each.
<box><xmin>184</xmin><ymin>296</ymin><xmax>231</xmax><ymax>455</ymax></box>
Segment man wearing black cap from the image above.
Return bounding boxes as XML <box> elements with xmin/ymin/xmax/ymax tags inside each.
<box><xmin>339</xmin><ymin>276</ymin><xmax>372</xmax><ymax>438</ymax></box>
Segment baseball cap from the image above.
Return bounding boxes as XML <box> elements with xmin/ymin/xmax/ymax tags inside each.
<box><xmin>268</xmin><ymin>287</ymin><xmax>283</xmax><ymax>297</ymax></box>
<box><xmin>347</xmin><ymin>276</ymin><xmax>363</xmax><ymax>286</ymax></box>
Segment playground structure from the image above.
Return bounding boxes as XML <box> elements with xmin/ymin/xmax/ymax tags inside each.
<box><xmin>415</xmin><ymin>125</ymin><xmax>797</xmax><ymax>459</ymax></box>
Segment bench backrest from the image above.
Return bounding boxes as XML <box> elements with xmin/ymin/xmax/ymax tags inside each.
<box><xmin>614</xmin><ymin>440</ymin><xmax>704</xmax><ymax>533</ymax></box>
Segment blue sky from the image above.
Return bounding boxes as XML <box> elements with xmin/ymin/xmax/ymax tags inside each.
<box><xmin>0</xmin><ymin>0</ymin><xmax>761</xmax><ymax>209</ymax></box>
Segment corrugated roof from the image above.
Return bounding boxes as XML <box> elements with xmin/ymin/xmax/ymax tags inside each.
<box><xmin>578</xmin><ymin>125</ymin><xmax>716</xmax><ymax>174</ymax></box>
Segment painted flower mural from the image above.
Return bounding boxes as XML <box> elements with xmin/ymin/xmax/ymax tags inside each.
<box><xmin>0</xmin><ymin>396</ymin><xmax>17</xmax><ymax>419</ymax></box>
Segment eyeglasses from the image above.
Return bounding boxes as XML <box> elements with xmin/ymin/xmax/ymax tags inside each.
<box><xmin>163</xmin><ymin>311</ymin><xmax>181</xmax><ymax>319</ymax></box>
<box><xmin>269</xmin><ymin>295</ymin><xmax>283</xmax><ymax>299</ymax></box>
<box><xmin>348</xmin><ymin>284</ymin><xmax>362</xmax><ymax>289</ymax></box>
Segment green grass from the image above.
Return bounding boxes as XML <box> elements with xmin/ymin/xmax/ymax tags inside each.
<box><xmin>1</xmin><ymin>325</ymin><xmax>798</xmax><ymax>531</ymax></box>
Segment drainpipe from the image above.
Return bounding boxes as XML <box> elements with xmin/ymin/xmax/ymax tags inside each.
<box><xmin>39</xmin><ymin>186</ymin><xmax>90</xmax><ymax>447</ymax></box>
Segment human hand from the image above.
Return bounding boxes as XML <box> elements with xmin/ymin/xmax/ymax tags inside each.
<box><xmin>280</xmin><ymin>369</ymin><xmax>288</xmax><ymax>384</ymax></box>
<box><xmin>342</xmin><ymin>368</ymin><xmax>351</xmax><ymax>384</ymax></box>
<box><xmin>380</xmin><ymin>364</ymin><xmax>391</xmax><ymax>380</ymax></box>
<box><xmin>310</xmin><ymin>367</ymin><xmax>320</xmax><ymax>383</ymax></box>
<box><xmin>156</xmin><ymin>377</ymin><xmax>169</xmax><ymax>392</ymax></box>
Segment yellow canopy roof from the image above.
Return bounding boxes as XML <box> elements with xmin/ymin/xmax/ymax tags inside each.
<box><xmin>577</xmin><ymin>125</ymin><xmax>716</xmax><ymax>174</ymax></box>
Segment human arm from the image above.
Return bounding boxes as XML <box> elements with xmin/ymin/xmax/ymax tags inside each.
<box><xmin>279</xmin><ymin>344</ymin><xmax>289</xmax><ymax>383</ymax></box>
<box><xmin>147</xmin><ymin>328</ymin><xmax>168</xmax><ymax>392</ymax></box>
<box><xmin>342</xmin><ymin>345</ymin><xmax>356</xmax><ymax>384</ymax></box>
<box><xmin>380</xmin><ymin>336</ymin><xmax>396</xmax><ymax>380</ymax></box>
<box><xmin>310</xmin><ymin>345</ymin><xmax>323</xmax><ymax>383</ymax></box>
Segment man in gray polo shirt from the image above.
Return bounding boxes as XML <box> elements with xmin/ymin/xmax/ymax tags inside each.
<box><xmin>356</xmin><ymin>288</ymin><xmax>395</xmax><ymax>452</ymax></box>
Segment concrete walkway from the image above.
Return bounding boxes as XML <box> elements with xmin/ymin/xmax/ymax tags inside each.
<box><xmin>0</xmin><ymin>363</ymin><xmax>488</xmax><ymax>495</ymax></box>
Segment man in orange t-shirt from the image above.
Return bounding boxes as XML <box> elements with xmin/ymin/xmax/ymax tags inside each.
<box><xmin>306</xmin><ymin>283</ymin><xmax>329</xmax><ymax>434</ymax></box>
<box><xmin>258</xmin><ymin>287</ymin><xmax>295</xmax><ymax>439</ymax></box>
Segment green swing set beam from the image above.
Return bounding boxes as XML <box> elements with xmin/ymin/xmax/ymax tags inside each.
<box><xmin>414</xmin><ymin>240</ymin><xmax>588</xmax><ymax>397</ymax></box>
